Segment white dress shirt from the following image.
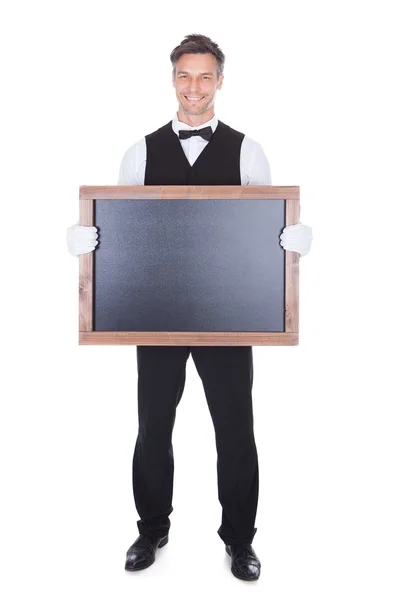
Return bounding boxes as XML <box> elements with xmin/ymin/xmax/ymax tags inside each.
<box><xmin>118</xmin><ymin>112</ymin><xmax>272</xmax><ymax>186</ymax></box>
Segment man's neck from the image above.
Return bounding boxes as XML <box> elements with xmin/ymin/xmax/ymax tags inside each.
<box><xmin>176</xmin><ymin>108</ymin><xmax>215</xmax><ymax>128</ymax></box>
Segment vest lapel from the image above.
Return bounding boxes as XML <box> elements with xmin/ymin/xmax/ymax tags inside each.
<box><xmin>173</xmin><ymin>122</ymin><xmax>222</xmax><ymax>170</ymax></box>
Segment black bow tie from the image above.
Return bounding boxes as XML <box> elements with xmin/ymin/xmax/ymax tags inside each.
<box><xmin>178</xmin><ymin>126</ymin><xmax>213</xmax><ymax>141</ymax></box>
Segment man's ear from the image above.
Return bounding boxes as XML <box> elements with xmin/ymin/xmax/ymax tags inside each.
<box><xmin>217</xmin><ymin>75</ymin><xmax>224</xmax><ymax>90</ymax></box>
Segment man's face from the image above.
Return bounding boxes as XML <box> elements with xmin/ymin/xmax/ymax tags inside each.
<box><xmin>172</xmin><ymin>53</ymin><xmax>224</xmax><ymax>117</ymax></box>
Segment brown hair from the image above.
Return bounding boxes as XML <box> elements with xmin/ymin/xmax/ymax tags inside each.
<box><xmin>170</xmin><ymin>34</ymin><xmax>225</xmax><ymax>79</ymax></box>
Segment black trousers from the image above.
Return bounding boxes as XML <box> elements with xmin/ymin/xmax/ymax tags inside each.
<box><xmin>133</xmin><ymin>345</ymin><xmax>259</xmax><ymax>546</ymax></box>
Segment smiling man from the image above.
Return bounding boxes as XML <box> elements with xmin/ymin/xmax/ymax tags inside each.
<box><xmin>67</xmin><ymin>34</ymin><xmax>312</xmax><ymax>581</ymax></box>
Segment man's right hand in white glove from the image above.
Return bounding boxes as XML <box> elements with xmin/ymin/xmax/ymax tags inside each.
<box><xmin>66</xmin><ymin>223</ymin><xmax>99</xmax><ymax>257</ymax></box>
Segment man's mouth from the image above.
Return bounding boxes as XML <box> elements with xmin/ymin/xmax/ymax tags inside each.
<box><xmin>184</xmin><ymin>96</ymin><xmax>204</xmax><ymax>102</ymax></box>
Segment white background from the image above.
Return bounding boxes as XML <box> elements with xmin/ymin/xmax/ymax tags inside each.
<box><xmin>1</xmin><ymin>0</ymin><xmax>392</xmax><ymax>597</ymax></box>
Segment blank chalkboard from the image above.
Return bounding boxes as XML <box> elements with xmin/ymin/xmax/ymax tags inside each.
<box><xmin>79</xmin><ymin>185</ymin><xmax>299</xmax><ymax>346</ymax></box>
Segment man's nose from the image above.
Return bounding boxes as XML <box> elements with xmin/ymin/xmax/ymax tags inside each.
<box><xmin>187</xmin><ymin>82</ymin><xmax>201</xmax><ymax>91</ymax></box>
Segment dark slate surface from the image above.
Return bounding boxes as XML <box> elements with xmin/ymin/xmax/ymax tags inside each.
<box><xmin>93</xmin><ymin>199</ymin><xmax>285</xmax><ymax>332</ymax></box>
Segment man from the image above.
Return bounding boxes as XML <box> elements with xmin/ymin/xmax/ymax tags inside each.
<box><xmin>67</xmin><ymin>34</ymin><xmax>312</xmax><ymax>581</ymax></box>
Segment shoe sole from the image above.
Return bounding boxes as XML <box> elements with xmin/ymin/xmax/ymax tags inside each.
<box><xmin>125</xmin><ymin>536</ymin><xmax>168</xmax><ymax>572</ymax></box>
<box><xmin>225</xmin><ymin>545</ymin><xmax>260</xmax><ymax>581</ymax></box>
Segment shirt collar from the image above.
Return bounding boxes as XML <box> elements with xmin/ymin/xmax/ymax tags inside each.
<box><xmin>172</xmin><ymin>111</ymin><xmax>218</xmax><ymax>136</ymax></box>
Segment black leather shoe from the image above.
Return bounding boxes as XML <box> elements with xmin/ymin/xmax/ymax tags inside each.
<box><xmin>225</xmin><ymin>544</ymin><xmax>261</xmax><ymax>581</ymax></box>
<box><xmin>125</xmin><ymin>534</ymin><xmax>168</xmax><ymax>571</ymax></box>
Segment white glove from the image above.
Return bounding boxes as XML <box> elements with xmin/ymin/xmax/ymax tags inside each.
<box><xmin>66</xmin><ymin>223</ymin><xmax>99</xmax><ymax>257</ymax></box>
<box><xmin>279</xmin><ymin>222</ymin><xmax>313</xmax><ymax>257</ymax></box>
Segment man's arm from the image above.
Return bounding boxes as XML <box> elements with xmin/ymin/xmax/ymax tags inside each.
<box><xmin>240</xmin><ymin>137</ymin><xmax>272</xmax><ymax>185</ymax></box>
<box><xmin>118</xmin><ymin>138</ymin><xmax>146</xmax><ymax>185</ymax></box>
<box><xmin>241</xmin><ymin>136</ymin><xmax>312</xmax><ymax>256</ymax></box>
<box><xmin>66</xmin><ymin>139</ymin><xmax>146</xmax><ymax>257</ymax></box>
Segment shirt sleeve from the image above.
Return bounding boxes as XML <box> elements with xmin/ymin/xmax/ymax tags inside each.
<box><xmin>240</xmin><ymin>136</ymin><xmax>272</xmax><ymax>185</ymax></box>
<box><xmin>118</xmin><ymin>138</ymin><xmax>147</xmax><ymax>185</ymax></box>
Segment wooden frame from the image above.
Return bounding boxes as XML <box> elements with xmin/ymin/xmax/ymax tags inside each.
<box><xmin>79</xmin><ymin>185</ymin><xmax>300</xmax><ymax>345</ymax></box>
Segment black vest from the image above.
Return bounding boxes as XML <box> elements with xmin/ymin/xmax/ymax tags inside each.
<box><xmin>144</xmin><ymin>119</ymin><xmax>245</xmax><ymax>185</ymax></box>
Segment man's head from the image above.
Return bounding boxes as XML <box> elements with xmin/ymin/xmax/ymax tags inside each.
<box><xmin>170</xmin><ymin>34</ymin><xmax>225</xmax><ymax>124</ymax></box>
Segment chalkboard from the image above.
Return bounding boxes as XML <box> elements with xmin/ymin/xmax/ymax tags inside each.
<box><xmin>79</xmin><ymin>186</ymin><xmax>299</xmax><ymax>346</ymax></box>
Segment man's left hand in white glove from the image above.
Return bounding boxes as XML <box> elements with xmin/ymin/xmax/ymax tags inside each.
<box><xmin>279</xmin><ymin>222</ymin><xmax>313</xmax><ymax>257</ymax></box>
